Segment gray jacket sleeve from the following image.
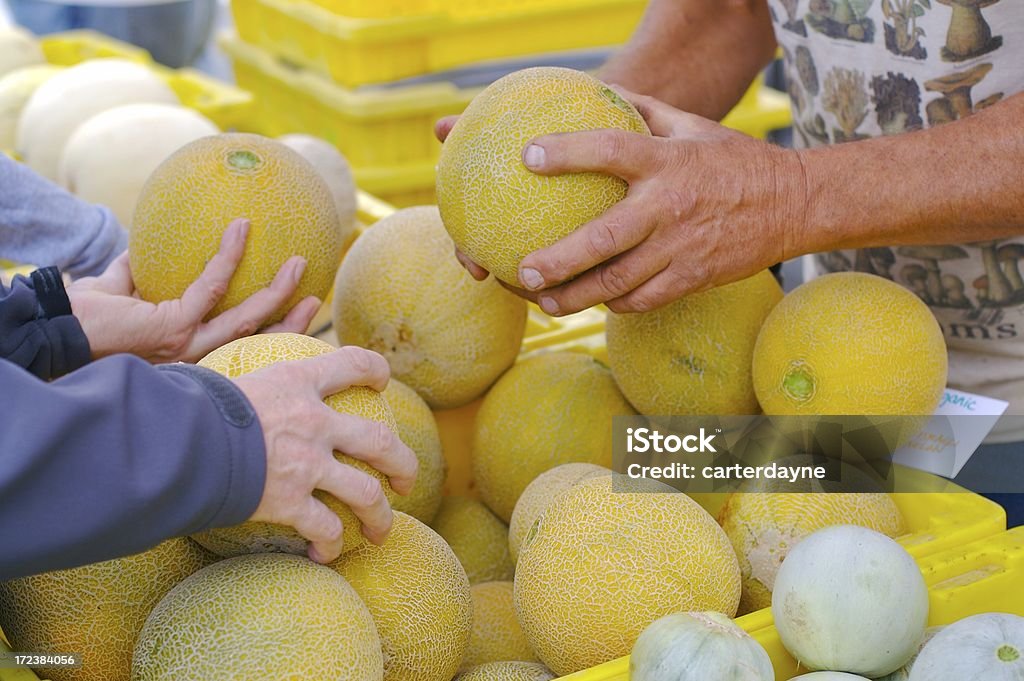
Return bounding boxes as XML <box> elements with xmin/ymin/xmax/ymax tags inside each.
<box><xmin>0</xmin><ymin>154</ymin><xmax>127</xmax><ymax>278</ymax></box>
<box><xmin>0</xmin><ymin>357</ymin><xmax>267</xmax><ymax>580</ymax></box>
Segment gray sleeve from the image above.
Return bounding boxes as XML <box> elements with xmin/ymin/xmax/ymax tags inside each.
<box><xmin>0</xmin><ymin>154</ymin><xmax>128</xmax><ymax>278</ymax></box>
<box><xmin>0</xmin><ymin>356</ymin><xmax>267</xmax><ymax>580</ymax></box>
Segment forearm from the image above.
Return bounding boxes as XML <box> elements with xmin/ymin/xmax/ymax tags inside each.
<box><xmin>597</xmin><ymin>0</ymin><xmax>777</xmax><ymax>120</ymax></box>
<box><xmin>0</xmin><ymin>358</ymin><xmax>266</xmax><ymax>579</ymax></box>
<box><xmin>0</xmin><ymin>154</ymin><xmax>126</xmax><ymax>278</ymax></box>
<box><xmin>789</xmin><ymin>93</ymin><xmax>1024</xmax><ymax>258</ymax></box>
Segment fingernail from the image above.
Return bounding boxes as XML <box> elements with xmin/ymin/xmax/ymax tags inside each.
<box><xmin>292</xmin><ymin>258</ymin><xmax>306</xmax><ymax>284</ymax></box>
<box><xmin>236</xmin><ymin>219</ymin><xmax>250</xmax><ymax>243</ymax></box>
<box><xmin>523</xmin><ymin>144</ymin><xmax>546</xmax><ymax>170</ymax></box>
<box><xmin>520</xmin><ymin>267</ymin><xmax>545</xmax><ymax>290</ymax></box>
<box><xmin>308</xmin><ymin>545</ymin><xmax>324</xmax><ymax>563</ymax></box>
<box><xmin>539</xmin><ymin>296</ymin><xmax>560</xmax><ymax>316</ymax></box>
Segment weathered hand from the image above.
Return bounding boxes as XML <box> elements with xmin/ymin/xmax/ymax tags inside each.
<box><xmin>68</xmin><ymin>218</ymin><xmax>321</xmax><ymax>363</ymax></box>
<box><xmin>233</xmin><ymin>346</ymin><xmax>418</xmax><ymax>563</ymax></box>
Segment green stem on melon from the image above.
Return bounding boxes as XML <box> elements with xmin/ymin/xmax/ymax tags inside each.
<box><xmin>998</xmin><ymin>644</ymin><xmax>1020</xmax><ymax>663</ymax></box>
<box><xmin>227</xmin><ymin>149</ymin><xmax>262</xmax><ymax>171</ymax></box>
<box><xmin>600</xmin><ymin>86</ymin><xmax>631</xmax><ymax>112</ymax></box>
<box><xmin>782</xmin><ymin>367</ymin><xmax>816</xmax><ymax>403</ymax></box>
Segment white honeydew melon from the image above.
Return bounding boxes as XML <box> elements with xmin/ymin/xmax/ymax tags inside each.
<box><xmin>0</xmin><ymin>64</ymin><xmax>62</xmax><ymax>150</ymax></box>
<box><xmin>278</xmin><ymin>133</ymin><xmax>358</xmax><ymax>246</ymax></box>
<box><xmin>908</xmin><ymin>613</ymin><xmax>1024</xmax><ymax>681</ymax></box>
<box><xmin>58</xmin><ymin>103</ymin><xmax>218</xmax><ymax>226</ymax></box>
<box><xmin>771</xmin><ymin>525</ymin><xmax>928</xmax><ymax>678</ymax></box>
<box><xmin>16</xmin><ymin>58</ymin><xmax>178</xmax><ymax>180</ymax></box>
<box><xmin>791</xmin><ymin>674</ymin><xmax>872</xmax><ymax>680</ymax></box>
<box><xmin>630</xmin><ymin>611</ymin><xmax>774</xmax><ymax>681</ymax></box>
<box><xmin>0</xmin><ymin>27</ymin><xmax>43</xmax><ymax>78</ymax></box>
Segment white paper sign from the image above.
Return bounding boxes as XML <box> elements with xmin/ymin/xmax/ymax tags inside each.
<box><xmin>892</xmin><ymin>388</ymin><xmax>1009</xmax><ymax>478</ymax></box>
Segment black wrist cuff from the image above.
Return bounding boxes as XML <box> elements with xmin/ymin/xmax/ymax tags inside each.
<box><xmin>30</xmin><ymin>267</ymin><xmax>72</xmax><ymax>319</ymax></box>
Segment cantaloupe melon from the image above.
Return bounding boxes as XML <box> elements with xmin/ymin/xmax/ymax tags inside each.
<box><xmin>473</xmin><ymin>352</ymin><xmax>635</xmax><ymax>523</ymax></box>
<box><xmin>16</xmin><ymin>59</ymin><xmax>178</xmax><ymax>180</ymax></box>
<box><xmin>332</xmin><ymin>511</ymin><xmax>471</xmax><ymax>681</ymax></box>
<box><xmin>436</xmin><ymin>67</ymin><xmax>650</xmax><ymax>285</ymax></box>
<box><xmin>383</xmin><ymin>378</ymin><xmax>446</xmax><ymax>524</ymax></box>
<box><xmin>607</xmin><ymin>270</ymin><xmax>783</xmax><ymax>417</ymax></box>
<box><xmin>131</xmin><ymin>553</ymin><xmax>383</xmax><ymax>680</ymax></box>
<box><xmin>0</xmin><ymin>27</ymin><xmax>43</xmax><ymax>78</ymax></box>
<box><xmin>0</xmin><ymin>538</ymin><xmax>214</xmax><ymax>681</ymax></box>
<box><xmin>431</xmin><ymin>496</ymin><xmax>514</xmax><ymax>584</ymax></box>
<box><xmin>456</xmin><ymin>661</ymin><xmax>556</xmax><ymax>681</ymax></box>
<box><xmin>508</xmin><ymin>462</ymin><xmax>608</xmax><ymax>564</ymax></box>
<box><xmin>333</xmin><ymin>206</ymin><xmax>527</xmax><ymax>409</ymax></box>
<box><xmin>58</xmin><ymin>103</ymin><xmax>218</xmax><ymax>226</ymax></box>
<box><xmin>191</xmin><ymin>333</ymin><xmax>398</xmax><ymax>557</ymax></box>
<box><xmin>0</xmin><ymin>64</ymin><xmax>61</xmax><ymax>150</ymax></box>
<box><xmin>463</xmin><ymin>581</ymin><xmax>538</xmax><ymax>670</ymax></box>
<box><xmin>718</xmin><ymin>490</ymin><xmax>905</xmax><ymax>614</ymax></box>
<box><xmin>278</xmin><ymin>133</ymin><xmax>358</xmax><ymax>248</ymax></box>
<box><xmin>514</xmin><ymin>475</ymin><xmax>742</xmax><ymax>675</ymax></box>
<box><xmin>752</xmin><ymin>272</ymin><xmax>947</xmax><ymax>416</ymax></box>
<box><xmin>130</xmin><ymin>133</ymin><xmax>341</xmax><ymax>323</ymax></box>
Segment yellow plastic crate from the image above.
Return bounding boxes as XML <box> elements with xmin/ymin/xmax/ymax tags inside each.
<box><xmin>563</xmin><ymin>527</ymin><xmax>1024</xmax><ymax>681</ymax></box>
<box><xmin>219</xmin><ymin>32</ymin><xmax>791</xmax><ymax>206</ymax></box>
<box><xmin>37</xmin><ymin>30</ymin><xmax>255</xmax><ymax>131</ymax></box>
<box><xmin>231</xmin><ymin>0</ymin><xmax>648</xmax><ymax>88</ymax></box>
<box><xmin>305</xmin><ymin>0</ymin><xmax>622</xmax><ymax>20</ymax></box>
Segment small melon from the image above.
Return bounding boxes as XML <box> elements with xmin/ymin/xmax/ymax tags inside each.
<box><xmin>0</xmin><ymin>64</ymin><xmax>62</xmax><ymax>150</ymax></box>
<box><xmin>473</xmin><ymin>352</ymin><xmax>635</xmax><ymax>523</ymax></box>
<box><xmin>456</xmin><ymin>662</ymin><xmax>556</xmax><ymax>681</ymax></box>
<box><xmin>333</xmin><ymin>206</ymin><xmax>527</xmax><ymax>409</ymax></box>
<box><xmin>279</xmin><ymin>133</ymin><xmax>358</xmax><ymax>249</ymax></box>
<box><xmin>332</xmin><ymin>512</ymin><xmax>471</xmax><ymax>681</ymax></box>
<box><xmin>719</xmin><ymin>490</ymin><xmax>905</xmax><ymax>614</ymax></box>
<box><xmin>514</xmin><ymin>475</ymin><xmax>742</xmax><ymax>675</ymax></box>
<box><xmin>436</xmin><ymin>67</ymin><xmax>650</xmax><ymax>285</ymax></box>
<box><xmin>131</xmin><ymin>133</ymin><xmax>341</xmax><ymax>323</ymax></box>
<box><xmin>16</xmin><ymin>59</ymin><xmax>178</xmax><ymax>180</ymax></box>
<box><xmin>383</xmin><ymin>378</ymin><xmax>446</xmax><ymax>524</ymax></box>
<box><xmin>0</xmin><ymin>538</ymin><xmax>214</xmax><ymax>681</ymax></box>
<box><xmin>191</xmin><ymin>333</ymin><xmax>397</xmax><ymax>556</ymax></box>
<box><xmin>431</xmin><ymin>496</ymin><xmax>514</xmax><ymax>584</ymax></box>
<box><xmin>0</xmin><ymin>27</ymin><xmax>43</xmax><ymax>78</ymax></box>
<box><xmin>463</xmin><ymin>581</ymin><xmax>538</xmax><ymax>670</ymax></box>
<box><xmin>606</xmin><ymin>270</ymin><xmax>783</xmax><ymax>417</ymax></box>
<box><xmin>508</xmin><ymin>462</ymin><xmax>608</xmax><ymax>564</ymax></box>
<box><xmin>58</xmin><ymin>103</ymin><xmax>218</xmax><ymax>226</ymax></box>
<box><xmin>131</xmin><ymin>553</ymin><xmax>383</xmax><ymax>680</ymax></box>
<box><xmin>753</xmin><ymin>272</ymin><xmax>947</xmax><ymax>416</ymax></box>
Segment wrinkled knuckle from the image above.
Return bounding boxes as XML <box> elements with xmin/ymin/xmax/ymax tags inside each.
<box><xmin>339</xmin><ymin>345</ymin><xmax>372</xmax><ymax>373</ymax></box>
<box><xmin>235</xmin><ymin>317</ymin><xmax>262</xmax><ymax>338</ymax></box>
<box><xmin>585</xmin><ymin>222</ymin><xmax>619</xmax><ymax>261</ymax></box>
<box><xmin>371</xmin><ymin>422</ymin><xmax>395</xmax><ymax>456</ymax></box>
<box><xmin>596</xmin><ymin>130</ymin><xmax>628</xmax><ymax>166</ymax></box>
<box><xmin>597</xmin><ymin>263</ymin><xmax>633</xmax><ymax>298</ymax></box>
<box><xmin>356</xmin><ymin>476</ymin><xmax>385</xmax><ymax>510</ymax></box>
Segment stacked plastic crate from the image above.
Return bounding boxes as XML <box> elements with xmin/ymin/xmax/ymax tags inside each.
<box><xmin>220</xmin><ymin>0</ymin><xmax>790</xmax><ymax>206</ymax></box>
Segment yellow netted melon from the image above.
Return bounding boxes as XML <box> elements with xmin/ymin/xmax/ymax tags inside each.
<box><xmin>191</xmin><ymin>332</ymin><xmax>398</xmax><ymax>557</ymax></box>
<box><xmin>514</xmin><ymin>475</ymin><xmax>741</xmax><ymax>675</ymax></box>
<box><xmin>130</xmin><ymin>133</ymin><xmax>341</xmax><ymax>323</ymax></box>
<box><xmin>508</xmin><ymin>462</ymin><xmax>608</xmax><ymax>564</ymax></box>
<box><xmin>456</xmin><ymin>661</ymin><xmax>556</xmax><ymax>681</ymax></box>
<box><xmin>607</xmin><ymin>270</ymin><xmax>783</xmax><ymax>417</ymax></box>
<box><xmin>753</xmin><ymin>272</ymin><xmax>947</xmax><ymax>416</ymax></box>
<box><xmin>431</xmin><ymin>496</ymin><xmax>514</xmax><ymax>584</ymax></box>
<box><xmin>474</xmin><ymin>352</ymin><xmax>635</xmax><ymax>523</ymax></box>
<box><xmin>383</xmin><ymin>378</ymin><xmax>446</xmax><ymax>524</ymax></box>
<box><xmin>0</xmin><ymin>538</ymin><xmax>214</xmax><ymax>681</ymax></box>
<box><xmin>463</xmin><ymin>581</ymin><xmax>538</xmax><ymax>670</ymax></box>
<box><xmin>719</xmin><ymin>490</ymin><xmax>905</xmax><ymax>614</ymax></box>
<box><xmin>436</xmin><ymin>67</ymin><xmax>650</xmax><ymax>285</ymax></box>
<box><xmin>131</xmin><ymin>553</ymin><xmax>383</xmax><ymax>680</ymax></box>
<box><xmin>332</xmin><ymin>512</ymin><xmax>471</xmax><ymax>681</ymax></box>
<box><xmin>333</xmin><ymin>206</ymin><xmax>527</xmax><ymax>409</ymax></box>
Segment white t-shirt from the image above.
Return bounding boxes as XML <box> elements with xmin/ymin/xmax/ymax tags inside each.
<box><xmin>768</xmin><ymin>0</ymin><xmax>1024</xmax><ymax>441</ymax></box>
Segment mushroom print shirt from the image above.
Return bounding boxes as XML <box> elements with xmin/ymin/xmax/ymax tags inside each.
<box><xmin>768</xmin><ymin>0</ymin><xmax>1024</xmax><ymax>441</ymax></box>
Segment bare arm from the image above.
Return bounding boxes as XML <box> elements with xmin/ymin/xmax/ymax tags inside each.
<box><xmin>597</xmin><ymin>0</ymin><xmax>778</xmax><ymax>120</ymax></box>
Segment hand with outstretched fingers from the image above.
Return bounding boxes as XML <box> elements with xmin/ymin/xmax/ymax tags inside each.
<box><xmin>435</xmin><ymin>89</ymin><xmax>806</xmax><ymax>314</ymax></box>
<box><xmin>233</xmin><ymin>346</ymin><xmax>419</xmax><ymax>564</ymax></box>
<box><xmin>67</xmin><ymin>218</ymin><xmax>322</xmax><ymax>363</ymax></box>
